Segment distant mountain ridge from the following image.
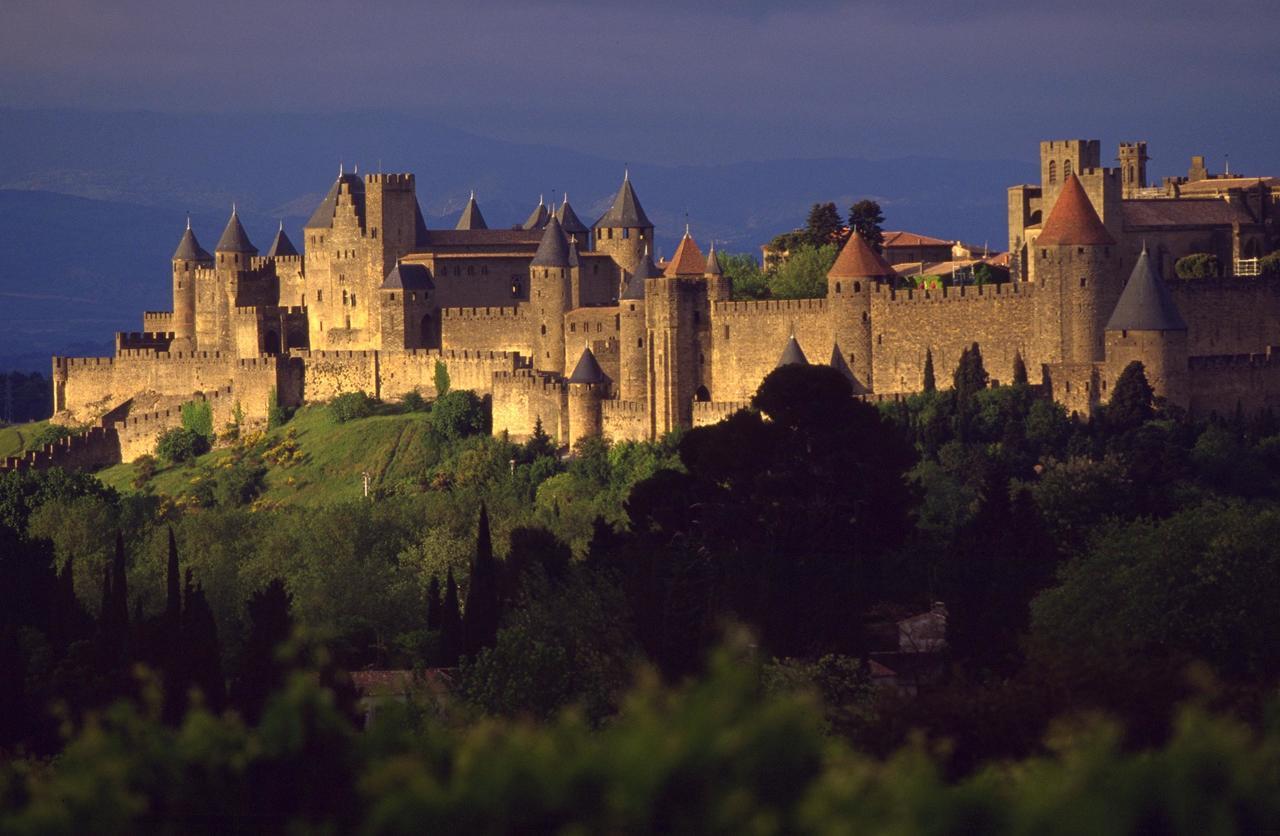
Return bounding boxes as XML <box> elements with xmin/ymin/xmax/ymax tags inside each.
<box><xmin>0</xmin><ymin>108</ymin><xmax>1035</xmax><ymax>368</ymax></box>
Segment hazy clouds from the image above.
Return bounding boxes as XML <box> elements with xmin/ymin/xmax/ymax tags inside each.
<box><xmin>2</xmin><ymin>0</ymin><xmax>1277</xmax><ymax>170</ymax></box>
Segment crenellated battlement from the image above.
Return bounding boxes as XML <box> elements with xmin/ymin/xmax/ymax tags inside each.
<box><xmin>1188</xmin><ymin>347</ymin><xmax>1280</xmax><ymax>370</ymax></box>
<box><xmin>691</xmin><ymin>400</ymin><xmax>749</xmax><ymax>424</ymax></box>
<box><xmin>1</xmin><ymin>424</ymin><xmax>119</xmax><ymax>472</ymax></box>
<box><xmin>233</xmin><ymin>304</ymin><xmax>307</xmax><ymax>317</ymax></box>
<box><xmin>294</xmin><ymin>349</ymin><xmax>378</xmax><ymax>361</ymax></box>
<box><xmin>875</xmin><ymin>281</ymin><xmax>1031</xmax><ymax>305</ymax></box>
<box><xmin>116</xmin><ymin>331</ymin><xmax>174</xmax><ymax>352</ymax></box>
<box><xmin>143</xmin><ymin>311</ymin><xmax>173</xmax><ymax>326</ymax></box>
<box><xmin>365</xmin><ymin>172</ymin><xmax>414</xmax><ymax>187</ymax></box>
<box><xmin>712</xmin><ymin>298</ymin><xmax>828</xmax><ymax>315</ymax></box>
<box><xmin>442</xmin><ymin>305</ymin><xmax>524</xmax><ymax>319</ymax></box>
<box><xmin>56</xmin><ymin>356</ymin><xmax>114</xmax><ymax>369</ymax></box>
<box><xmin>602</xmin><ymin>398</ymin><xmax>646</xmax><ymax>416</ymax></box>
<box><xmin>493</xmin><ymin>369</ymin><xmax>568</xmax><ymax>394</ymax></box>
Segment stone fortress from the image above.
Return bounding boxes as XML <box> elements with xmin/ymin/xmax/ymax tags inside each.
<box><xmin>18</xmin><ymin>138</ymin><xmax>1280</xmax><ymax>469</ymax></box>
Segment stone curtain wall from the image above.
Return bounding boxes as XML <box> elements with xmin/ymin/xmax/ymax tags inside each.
<box><xmin>441</xmin><ymin>306</ymin><xmax>531</xmax><ymax>355</ymax></box>
<box><xmin>1168</xmin><ymin>277</ymin><xmax>1280</xmax><ymax>357</ymax></box>
<box><xmin>870</xmin><ymin>283</ymin><xmax>1038</xmax><ymax>394</ymax></box>
<box><xmin>709</xmin><ymin>298</ymin><xmax>831</xmax><ymax>402</ymax></box>
<box><xmin>491</xmin><ymin>370</ymin><xmax>568</xmax><ymax>444</ymax></box>
<box><xmin>1188</xmin><ymin>350</ymin><xmax>1280</xmax><ymax>418</ymax></box>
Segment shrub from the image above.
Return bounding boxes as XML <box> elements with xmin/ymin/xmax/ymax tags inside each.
<box><xmin>401</xmin><ymin>390</ymin><xmax>428</xmax><ymax>413</ymax></box>
<box><xmin>156</xmin><ymin>427</ymin><xmax>209</xmax><ymax>464</ymax></box>
<box><xmin>1174</xmin><ymin>252</ymin><xmax>1219</xmax><ymax>278</ymax></box>
<box><xmin>434</xmin><ymin>360</ymin><xmax>451</xmax><ymax>397</ymax></box>
<box><xmin>181</xmin><ymin>400</ymin><xmax>214</xmax><ymax>441</ymax></box>
<box><xmin>1259</xmin><ymin>250</ymin><xmax>1280</xmax><ymax>276</ymax></box>
<box><xmin>24</xmin><ymin>423</ymin><xmax>73</xmax><ymax>451</ymax></box>
<box><xmin>330</xmin><ymin>391</ymin><xmax>376</xmax><ymax>423</ymax></box>
<box><xmin>429</xmin><ymin>390</ymin><xmax>489</xmax><ymax>440</ymax></box>
<box><xmin>267</xmin><ymin>387</ymin><xmax>291</xmax><ymax>429</ymax></box>
<box><xmin>132</xmin><ymin>454</ymin><xmax>157</xmax><ymax>489</ymax></box>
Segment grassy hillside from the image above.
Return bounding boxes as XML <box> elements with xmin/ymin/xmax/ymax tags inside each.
<box><xmin>0</xmin><ymin>420</ymin><xmax>51</xmax><ymax>458</ymax></box>
<box><xmin>95</xmin><ymin>405</ymin><xmax>442</xmax><ymax>506</ymax></box>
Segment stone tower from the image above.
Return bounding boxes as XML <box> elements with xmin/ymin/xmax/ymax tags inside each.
<box><xmin>1118</xmin><ymin>141</ymin><xmax>1149</xmax><ymax>198</ymax></box>
<box><xmin>556</xmin><ymin>195</ymin><xmax>590</xmax><ymax>248</ymax></box>
<box><xmin>826</xmin><ymin>231</ymin><xmax>894</xmax><ymax>393</ymax></box>
<box><xmin>592</xmin><ymin>173</ymin><xmax>653</xmax><ymax>277</ymax></box>
<box><xmin>529</xmin><ymin>216</ymin><xmax>571</xmax><ymax>375</ymax></box>
<box><xmin>170</xmin><ymin>219</ymin><xmax>210</xmax><ymax>352</ymax></box>
<box><xmin>645</xmin><ymin>275</ymin><xmax>702</xmax><ymax>437</ymax></box>
<box><xmin>1035</xmin><ymin>174</ymin><xmax>1120</xmax><ymax>365</ymax></box>
<box><xmin>618</xmin><ymin>247</ymin><xmax>656</xmax><ymax>402</ymax></box>
<box><xmin>567</xmin><ymin>346</ymin><xmax>608</xmax><ymax>447</ymax></box>
<box><xmin>1104</xmin><ymin>246</ymin><xmax>1189</xmax><ymax>410</ymax></box>
<box><xmin>210</xmin><ymin>207</ymin><xmax>257</xmax><ymax>351</ymax></box>
<box><xmin>703</xmin><ymin>242</ymin><xmax>731</xmax><ymax>302</ymax></box>
<box><xmin>378</xmin><ymin>263</ymin><xmax>434</xmax><ymax>350</ymax></box>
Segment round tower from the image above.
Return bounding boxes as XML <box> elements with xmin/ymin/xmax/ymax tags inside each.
<box><xmin>567</xmin><ymin>347</ymin><xmax>608</xmax><ymax>448</ymax></box>
<box><xmin>592</xmin><ymin>172</ymin><xmax>653</xmax><ymax>276</ymax></box>
<box><xmin>214</xmin><ymin>206</ymin><xmax>257</xmax><ymax>273</ymax></box>
<box><xmin>703</xmin><ymin>241</ymin><xmax>731</xmax><ymax>301</ymax></box>
<box><xmin>529</xmin><ymin>216</ymin><xmax>571</xmax><ymax>375</ymax></box>
<box><xmin>1104</xmin><ymin>246</ymin><xmax>1189</xmax><ymax>411</ymax></box>
<box><xmin>1034</xmin><ymin>174</ymin><xmax>1120</xmax><ymax>365</ymax></box>
<box><xmin>826</xmin><ymin>231</ymin><xmax>892</xmax><ymax>393</ymax></box>
<box><xmin>170</xmin><ymin>218</ymin><xmax>209</xmax><ymax>351</ymax></box>
<box><xmin>618</xmin><ymin>247</ymin><xmax>656</xmax><ymax>402</ymax></box>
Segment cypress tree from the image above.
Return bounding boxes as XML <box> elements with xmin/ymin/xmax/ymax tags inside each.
<box><xmin>184</xmin><ymin>577</ymin><xmax>226</xmax><ymax>712</ymax></box>
<box><xmin>1108</xmin><ymin>361</ymin><xmax>1154</xmax><ymax>430</ymax></box>
<box><xmin>1012</xmin><ymin>351</ymin><xmax>1029</xmax><ymax>387</ymax></box>
<box><xmin>441</xmin><ymin>569</ymin><xmax>463</xmax><ymax>667</ymax></box>
<box><xmin>426</xmin><ymin>575</ymin><xmax>442</xmax><ymax>631</ymax></box>
<box><xmin>165</xmin><ymin>527</ymin><xmax>180</xmax><ymax>629</ymax></box>
<box><xmin>231</xmin><ymin>579</ymin><xmax>293</xmax><ymax>723</ymax></box>
<box><xmin>463</xmin><ymin>504</ymin><xmax>500</xmax><ymax>657</ymax></box>
<box><xmin>922</xmin><ymin>349</ymin><xmax>936</xmax><ymax>393</ymax></box>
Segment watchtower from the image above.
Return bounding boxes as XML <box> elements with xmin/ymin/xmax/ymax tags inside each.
<box><xmin>1118</xmin><ymin>142</ymin><xmax>1149</xmax><ymax>198</ymax></box>
<box><xmin>826</xmin><ymin>231</ymin><xmax>893</xmax><ymax>392</ymax></box>
<box><xmin>529</xmin><ymin>216</ymin><xmax>571</xmax><ymax>375</ymax></box>
<box><xmin>592</xmin><ymin>173</ymin><xmax>653</xmax><ymax>277</ymax></box>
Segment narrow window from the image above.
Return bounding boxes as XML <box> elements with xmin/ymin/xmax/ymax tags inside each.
<box><xmin>541</xmin><ymin>324</ymin><xmax>547</xmax><ymax>335</ymax></box>
<box><xmin>724</xmin><ymin>324</ymin><xmax>729</xmax><ymax>340</ymax></box>
<box><xmin>835</xmin><ymin>281</ymin><xmax>842</xmax><ymax>294</ymax></box>
<box><xmin>1064</xmin><ymin>160</ymin><xmax>1073</xmax><ymax>177</ymax></box>
<box><xmin>317</xmin><ymin>290</ymin><xmax>323</xmax><ymax>302</ymax></box>
<box><xmin>1049</xmin><ymin>160</ymin><xmax>1057</xmax><ymax>184</ymax></box>
<box><xmin>390</xmin><ymin>292</ymin><xmax>396</xmax><ymax>301</ymax></box>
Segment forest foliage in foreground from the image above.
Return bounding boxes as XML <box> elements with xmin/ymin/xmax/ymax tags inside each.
<box><xmin>6</xmin><ymin>353</ymin><xmax>1280</xmax><ymax>830</ymax></box>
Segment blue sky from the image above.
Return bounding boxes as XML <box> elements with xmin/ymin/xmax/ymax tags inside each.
<box><xmin>3</xmin><ymin>0</ymin><xmax>1278</xmax><ymax>174</ymax></box>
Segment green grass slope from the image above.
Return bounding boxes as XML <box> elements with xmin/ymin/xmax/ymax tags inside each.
<box><xmin>95</xmin><ymin>406</ymin><xmax>441</xmax><ymax>506</ymax></box>
<box><xmin>0</xmin><ymin>420</ymin><xmax>51</xmax><ymax>459</ymax></box>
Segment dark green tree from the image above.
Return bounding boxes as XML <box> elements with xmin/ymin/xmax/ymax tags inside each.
<box><xmin>441</xmin><ymin>569</ymin><xmax>463</xmax><ymax>666</ymax></box>
<box><xmin>463</xmin><ymin>504</ymin><xmax>501</xmax><ymax>658</ymax></box>
<box><xmin>922</xmin><ymin>349</ymin><xmax>936</xmax><ymax>393</ymax></box>
<box><xmin>179</xmin><ymin>569</ymin><xmax>226</xmax><ymax>713</ymax></box>
<box><xmin>231</xmin><ymin>579</ymin><xmax>293</xmax><ymax>723</ymax></box>
<box><xmin>953</xmin><ymin>343</ymin><xmax>989</xmax><ymax>406</ymax></box>
<box><xmin>425</xmin><ymin>575</ymin><xmax>442</xmax><ymax>631</ymax></box>
<box><xmin>805</xmin><ymin>202</ymin><xmax>843</xmax><ymax>247</ymax></box>
<box><xmin>848</xmin><ymin>199</ymin><xmax>886</xmax><ymax>253</ymax></box>
<box><xmin>1013</xmin><ymin>351</ymin><xmax>1029</xmax><ymax>387</ymax></box>
<box><xmin>1107</xmin><ymin>361</ymin><xmax>1154</xmax><ymax>431</ymax></box>
<box><xmin>0</xmin><ymin>627</ymin><xmax>27</xmax><ymax>746</ymax></box>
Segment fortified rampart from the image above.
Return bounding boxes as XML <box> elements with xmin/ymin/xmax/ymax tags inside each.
<box><xmin>709</xmin><ymin>298</ymin><xmax>831</xmax><ymax>402</ymax></box>
<box><xmin>440</xmin><ymin>306</ymin><xmax>529</xmax><ymax>354</ymax></box>
<box><xmin>491</xmin><ymin>369</ymin><xmax>568</xmax><ymax>444</ymax></box>
<box><xmin>870</xmin><ymin>282</ymin><xmax>1038</xmax><ymax>394</ymax></box>
<box><xmin>601</xmin><ymin>399</ymin><xmax>647</xmax><ymax>442</ymax></box>
<box><xmin>692</xmin><ymin>400</ymin><xmax>749</xmax><ymax>427</ymax></box>
<box><xmin>1187</xmin><ymin>348</ymin><xmax>1280</xmax><ymax>418</ymax></box>
<box><xmin>1167</xmin><ymin>277</ymin><xmax>1280</xmax><ymax>357</ymax></box>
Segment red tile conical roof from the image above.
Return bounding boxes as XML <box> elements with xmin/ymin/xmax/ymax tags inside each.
<box><xmin>664</xmin><ymin>230</ymin><xmax>706</xmax><ymax>277</ymax></box>
<box><xmin>1037</xmin><ymin>174</ymin><xmax>1114</xmax><ymax>247</ymax></box>
<box><xmin>828</xmin><ymin>231</ymin><xmax>895</xmax><ymax>279</ymax></box>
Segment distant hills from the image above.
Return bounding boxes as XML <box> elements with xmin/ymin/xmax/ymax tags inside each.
<box><xmin>0</xmin><ymin>108</ymin><xmax>1035</xmax><ymax>369</ymax></box>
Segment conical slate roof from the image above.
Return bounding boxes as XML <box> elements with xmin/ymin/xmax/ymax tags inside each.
<box><xmin>173</xmin><ymin>221</ymin><xmax>211</xmax><ymax>262</ymax></box>
<box><xmin>530</xmin><ymin>216</ymin><xmax>570</xmax><ymax>267</ymax></box>
<box><xmin>556</xmin><ymin>195</ymin><xmax>588</xmax><ymax>235</ymax></box>
<box><xmin>622</xmin><ymin>247</ymin><xmax>658</xmax><ymax>300</ymax></box>
<box><xmin>567</xmin><ymin>238</ymin><xmax>580</xmax><ymax>268</ymax></box>
<box><xmin>265</xmin><ymin>223</ymin><xmax>298</xmax><ymax>258</ymax></box>
<box><xmin>456</xmin><ymin>192</ymin><xmax>488</xmax><ymax>230</ymax></box>
<box><xmin>1037</xmin><ymin>174</ymin><xmax>1114</xmax><ymax>247</ymax></box>
<box><xmin>568</xmin><ymin>347</ymin><xmax>608</xmax><ymax>385</ymax></box>
<box><xmin>522</xmin><ymin>198</ymin><xmax>550</xmax><ymax>230</ymax></box>
<box><xmin>777</xmin><ymin>335</ymin><xmax>808</xmax><ymax>367</ymax></box>
<box><xmin>829</xmin><ymin>342</ymin><xmax>855</xmax><ymax>382</ymax></box>
<box><xmin>704</xmin><ymin>242</ymin><xmax>723</xmax><ymax>276</ymax></box>
<box><xmin>306</xmin><ymin>172</ymin><xmax>365</xmax><ymax>229</ymax></box>
<box><xmin>216</xmin><ymin>208</ymin><xmax>257</xmax><ymax>254</ymax></box>
<box><xmin>1105</xmin><ymin>248</ymin><xmax>1187</xmax><ymax>332</ymax></box>
<box><xmin>665</xmin><ymin>229</ymin><xmax>706</xmax><ymax>277</ymax></box>
<box><xmin>594</xmin><ymin>174</ymin><xmax>652</xmax><ymax>229</ymax></box>
<box><xmin>381</xmin><ymin>262</ymin><xmax>434</xmax><ymax>291</ymax></box>
<box><xmin>829</xmin><ymin>230</ymin><xmax>895</xmax><ymax>279</ymax></box>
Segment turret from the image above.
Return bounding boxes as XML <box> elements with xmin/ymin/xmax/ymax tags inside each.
<box><xmin>265</xmin><ymin>221</ymin><xmax>298</xmax><ymax>258</ymax></box>
<box><xmin>529</xmin><ymin>216</ymin><xmax>571</xmax><ymax>374</ymax></box>
<box><xmin>379</xmin><ymin>262</ymin><xmax>435</xmax><ymax>350</ymax></box>
<box><xmin>522</xmin><ymin>196</ymin><xmax>550</xmax><ymax>231</ymax></box>
<box><xmin>1118</xmin><ymin>141</ymin><xmax>1149</xmax><ymax>199</ymax></box>
<box><xmin>618</xmin><ymin>247</ymin><xmax>656</xmax><ymax>402</ymax></box>
<box><xmin>592</xmin><ymin>172</ymin><xmax>653</xmax><ymax>276</ymax></box>
<box><xmin>171</xmin><ymin>217</ymin><xmax>210</xmax><ymax>351</ymax></box>
<box><xmin>567</xmin><ymin>347</ymin><xmax>608</xmax><ymax>447</ymax></box>
<box><xmin>1104</xmin><ymin>246</ymin><xmax>1188</xmax><ymax>410</ymax></box>
<box><xmin>777</xmin><ymin>335</ymin><xmax>808</xmax><ymax>368</ymax></box>
<box><xmin>1034</xmin><ymin>174</ymin><xmax>1120</xmax><ymax>364</ymax></box>
<box><xmin>827</xmin><ymin>230</ymin><xmax>893</xmax><ymax>392</ymax></box>
<box><xmin>703</xmin><ymin>241</ymin><xmax>731</xmax><ymax>301</ymax></box>
<box><xmin>556</xmin><ymin>194</ymin><xmax>589</xmax><ymax>247</ymax></box>
<box><xmin>664</xmin><ymin>226</ymin><xmax>706</xmax><ymax>277</ymax></box>
<box><xmin>215</xmin><ymin>206</ymin><xmax>257</xmax><ymax>271</ymax></box>
<box><xmin>456</xmin><ymin>191</ymin><xmax>487</xmax><ymax>230</ymax></box>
